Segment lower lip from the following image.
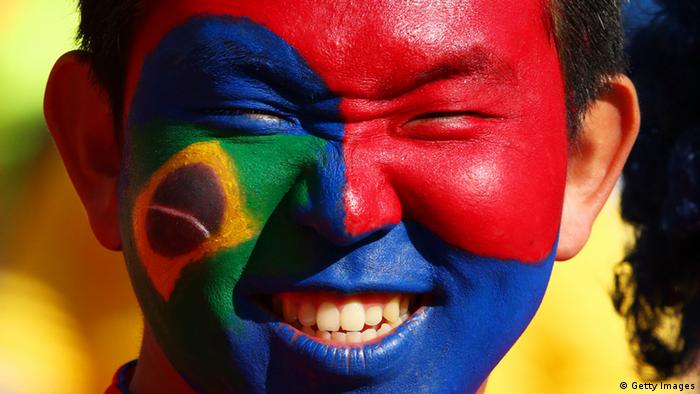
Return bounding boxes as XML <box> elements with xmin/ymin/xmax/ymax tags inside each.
<box><xmin>269</xmin><ymin>306</ymin><xmax>431</xmax><ymax>377</ymax></box>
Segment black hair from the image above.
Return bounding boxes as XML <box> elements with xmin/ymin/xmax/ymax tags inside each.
<box><xmin>551</xmin><ymin>0</ymin><xmax>626</xmax><ymax>137</ymax></box>
<box><xmin>613</xmin><ymin>0</ymin><xmax>700</xmax><ymax>380</ymax></box>
<box><xmin>75</xmin><ymin>0</ymin><xmax>626</xmax><ymax>136</ymax></box>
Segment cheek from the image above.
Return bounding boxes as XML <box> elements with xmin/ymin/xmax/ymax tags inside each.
<box><xmin>344</xmin><ymin>128</ymin><xmax>567</xmax><ymax>263</ymax></box>
<box><xmin>394</xmin><ymin>140</ymin><xmax>566</xmax><ymax>262</ymax></box>
<box><xmin>131</xmin><ymin>141</ymin><xmax>257</xmax><ymax>300</ymax></box>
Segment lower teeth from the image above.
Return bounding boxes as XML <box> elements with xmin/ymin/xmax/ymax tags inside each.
<box><xmin>291</xmin><ymin>314</ymin><xmax>410</xmax><ymax>344</ymax></box>
<box><xmin>297</xmin><ymin>325</ymin><xmax>387</xmax><ymax>344</ymax></box>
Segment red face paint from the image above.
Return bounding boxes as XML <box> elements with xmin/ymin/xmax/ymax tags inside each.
<box><xmin>126</xmin><ymin>0</ymin><xmax>566</xmax><ymax>263</ymax></box>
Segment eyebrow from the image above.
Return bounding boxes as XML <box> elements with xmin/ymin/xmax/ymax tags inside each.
<box><xmin>182</xmin><ymin>33</ymin><xmax>514</xmax><ymax>103</ymax></box>
<box><xmin>187</xmin><ymin>38</ymin><xmax>335</xmax><ymax>105</ymax></box>
<box><xmin>379</xmin><ymin>46</ymin><xmax>517</xmax><ymax>99</ymax></box>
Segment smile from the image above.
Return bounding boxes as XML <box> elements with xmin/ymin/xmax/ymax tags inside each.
<box><xmin>245</xmin><ymin>287</ymin><xmax>433</xmax><ymax>377</ymax></box>
<box><xmin>272</xmin><ymin>292</ymin><xmax>421</xmax><ymax>344</ymax></box>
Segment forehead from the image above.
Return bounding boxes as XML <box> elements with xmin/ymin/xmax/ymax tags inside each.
<box><xmin>126</xmin><ymin>0</ymin><xmax>552</xmax><ymax>109</ymax></box>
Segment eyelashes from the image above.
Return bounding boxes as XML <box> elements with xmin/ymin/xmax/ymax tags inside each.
<box><xmin>203</xmin><ymin>107</ymin><xmax>291</xmax><ymax>123</ymax></box>
<box><xmin>408</xmin><ymin>111</ymin><xmax>491</xmax><ymax>122</ymax></box>
<box><xmin>397</xmin><ymin>111</ymin><xmax>501</xmax><ymax>141</ymax></box>
<box><xmin>193</xmin><ymin>107</ymin><xmax>299</xmax><ymax>135</ymax></box>
<box><xmin>193</xmin><ymin>107</ymin><xmax>498</xmax><ymax>140</ymax></box>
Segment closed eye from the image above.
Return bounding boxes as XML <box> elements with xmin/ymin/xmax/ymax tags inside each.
<box><xmin>203</xmin><ymin>108</ymin><xmax>290</xmax><ymax>124</ymax></box>
<box><xmin>399</xmin><ymin>111</ymin><xmax>498</xmax><ymax>140</ymax></box>
<box><xmin>192</xmin><ymin>106</ymin><xmax>300</xmax><ymax>136</ymax></box>
<box><xmin>404</xmin><ymin>112</ymin><xmax>492</xmax><ymax>128</ymax></box>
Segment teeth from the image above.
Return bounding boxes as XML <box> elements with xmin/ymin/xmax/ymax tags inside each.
<box><xmin>377</xmin><ymin>323</ymin><xmax>392</xmax><ymax>336</ymax></box>
<box><xmin>400</xmin><ymin>296</ymin><xmax>409</xmax><ymax>316</ymax></box>
<box><xmin>346</xmin><ymin>331</ymin><xmax>362</xmax><ymax>344</ymax></box>
<box><xmin>278</xmin><ymin>293</ymin><xmax>418</xmax><ymax>344</ymax></box>
<box><xmin>383</xmin><ymin>296</ymin><xmax>400</xmax><ymax>323</ymax></box>
<box><xmin>365</xmin><ymin>305</ymin><xmax>383</xmax><ymax>326</ymax></box>
<box><xmin>283</xmin><ymin>301</ymin><xmax>297</xmax><ymax>323</ymax></box>
<box><xmin>331</xmin><ymin>331</ymin><xmax>347</xmax><ymax>343</ymax></box>
<box><xmin>361</xmin><ymin>329</ymin><xmax>377</xmax><ymax>341</ymax></box>
<box><xmin>391</xmin><ymin>314</ymin><xmax>407</xmax><ymax>328</ymax></box>
<box><xmin>298</xmin><ymin>302</ymin><xmax>316</xmax><ymax>327</ymax></box>
<box><xmin>340</xmin><ymin>301</ymin><xmax>365</xmax><ymax>332</ymax></box>
<box><xmin>316</xmin><ymin>302</ymin><xmax>340</xmax><ymax>332</ymax></box>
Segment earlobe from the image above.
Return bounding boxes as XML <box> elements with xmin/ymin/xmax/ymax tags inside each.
<box><xmin>44</xmin><ymin>50</ymin><xmax>122</xmax><ymax>250</ymax></box>
<box><xmin>556</xmin><ymin>75</ymin><xmax>640</xmax><ymax>261</ymax></box>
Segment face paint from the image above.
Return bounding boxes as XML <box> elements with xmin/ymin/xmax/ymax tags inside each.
<box><xmin>121</xmin><ymin>1</ymin><xmax>567</xmax><ymax>392</ymax></box>
<box><xmin>132</xmin><ymin>141</ymin><xmax>256</xmax><ymax>299</ymax></box>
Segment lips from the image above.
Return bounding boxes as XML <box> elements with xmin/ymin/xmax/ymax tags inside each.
<box><xmin>241</xmin><ymin>287</ymin><xmax>432</xmax><ymax>376</ymax></box>
<box><xmin>263</xmin><ymin>298</ymin><xmax>432</xmax><ymax>378</ymax></box>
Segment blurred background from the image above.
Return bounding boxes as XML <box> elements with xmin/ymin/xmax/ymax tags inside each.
<box><xmin>0</xmin><ymin>1</ymin><xmax>689</xmax><ymax>393</ymax></box>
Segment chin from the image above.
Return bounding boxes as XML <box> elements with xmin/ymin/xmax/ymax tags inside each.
<box><xmin>172</xmin><ymin>222</ymin><xmax>558</xmax><ymax>393</ymax></box>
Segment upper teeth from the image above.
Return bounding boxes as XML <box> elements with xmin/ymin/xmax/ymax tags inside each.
<box><xmin>276</xmin><ymin>293</ymin><xmax>412</xmax><ymax>344</ymax></box>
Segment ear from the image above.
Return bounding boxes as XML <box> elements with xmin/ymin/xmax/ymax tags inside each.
<box><xmin>556</xmin><ymin>75</ymin><xmax>640</xmax><ymax>261</ymax></box>
<box><xmin>44</xmin><ymin>50</ymin><xmax>122</xmax><ymax>250</ymax></box>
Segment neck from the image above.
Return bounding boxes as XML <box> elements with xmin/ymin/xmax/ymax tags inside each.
<box><xmin>129</xmin><ymin>325</ymin><xmax>195</xmax><ymax>394</ymax></box>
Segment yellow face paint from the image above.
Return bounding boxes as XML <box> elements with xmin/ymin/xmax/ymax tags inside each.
<box><xmin>132</xmin><ymin>141</ymin><xmax>256</xmax><ymax>300</ymax></box>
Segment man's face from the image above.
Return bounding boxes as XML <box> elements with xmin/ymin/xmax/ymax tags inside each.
<box><xmin>121</xmin><ymin>0</ymin><xmax>567</xmax><ymax>391</ymax></box>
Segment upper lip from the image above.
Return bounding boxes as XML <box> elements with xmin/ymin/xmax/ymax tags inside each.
<box><xmin>238</xmin><ymin>220</ymin><xmax>438</xmax><ymax>294</ymax></box>
<box><xmin>235</xmin><ymin>257</ymin><xmax>436</xmax><ymax>297</ymax></box>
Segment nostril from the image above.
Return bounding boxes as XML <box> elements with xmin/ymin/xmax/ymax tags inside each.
<box><xmin>293</xmin><ymin>205</ymin><xmax>395</xmax><ymax>247</ymax></box>
<box><xmin>289</xmin><ymin>183</ymin><xmax>402</xmax><ymax>246</ymax></box>
<box><xmin>292</xmin><ymin>208</ymin><xmax>358</xmax><ymax>246</ymax></box>
<box><xmin>332</xmin><ymin>224</ymin><xmax>394</xmax><ymax>247</ymax></box>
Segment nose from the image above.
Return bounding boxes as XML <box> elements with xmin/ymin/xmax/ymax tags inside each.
<box><xmin>292</xmin><ymin>140</ymin><xmax>402</xmax><ymax>246</ymax></box>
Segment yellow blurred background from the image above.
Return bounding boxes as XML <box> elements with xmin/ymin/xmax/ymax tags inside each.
<box><xmin>0</xmin><ymin>1</ymin><xmax>691</xmax><ymax>393</ymax></box>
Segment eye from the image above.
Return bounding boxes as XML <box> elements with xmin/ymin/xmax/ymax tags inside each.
<box><xmin>206</xmin><ymin>108</ymin><xmax>290</xmax><ymax>124</ymax></box>
<box><xmin>399</xmin><ymin>111</ymin><xmax>496</xmax><ymax>141</ymax></box>
<box><xmin>244</xmin><ymin>112</ymin><xmax>286</xmax><ymax>123</ymax></box>
<box><xmin>194</xmin><ymin>107</ymin><xmax>299</xmax><ymax>136</ymax></box>
<box><xmin>404</xmin><ymin>112</ymin><xmax>479</xmax><ymax>127</ymax></box>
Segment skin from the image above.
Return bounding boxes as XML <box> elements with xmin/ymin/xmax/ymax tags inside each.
<box><xmin>44</xmin><ymin>0</ymin><xmax>640</xmax><ymax>392</ymax></box>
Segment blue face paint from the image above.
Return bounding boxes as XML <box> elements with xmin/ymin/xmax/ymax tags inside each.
<box><xmin>241</xmin><ymin>221</ymin><xmax>554</xmax><ymax>393</ymax></box>
<box><xmin>122</xmin><ymin>16</ymin><xmax>556</xmax><ymax>393</ymax></box>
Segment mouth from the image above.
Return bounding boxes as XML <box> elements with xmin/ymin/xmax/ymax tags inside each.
<box><xmin>255</xmin><ymin>292</ymin><xmax>429</xmax><ymax>345</ymax></box>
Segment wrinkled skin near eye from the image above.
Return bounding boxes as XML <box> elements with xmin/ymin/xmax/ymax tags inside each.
<box><xmin>119</xmin><ymin>0</ymin><xmax>567</xmax><ymax>392</ymax></box>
